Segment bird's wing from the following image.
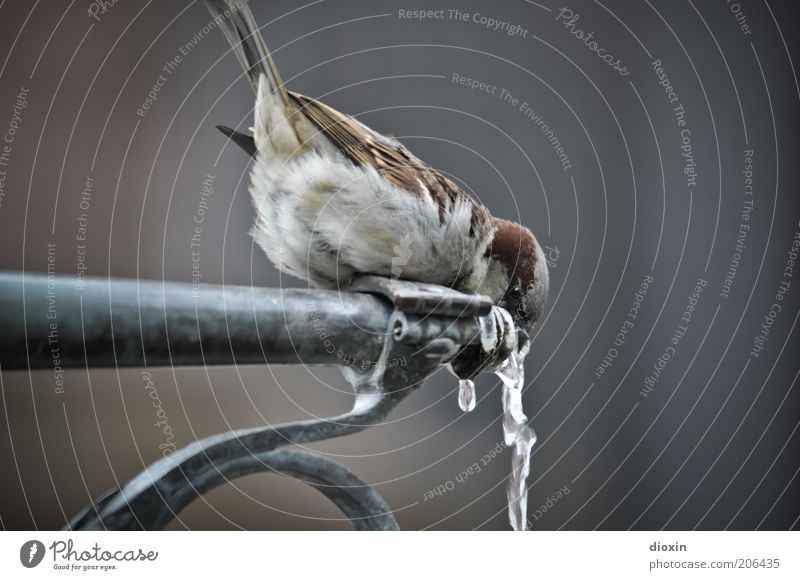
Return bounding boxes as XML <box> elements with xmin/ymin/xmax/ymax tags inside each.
<box><xmin>289</xmin><ymin>91</ymin><xmax>488</xmax><ymax>231</ymax></box>
<box><xmin>206</xmin><ymin>0</ymin><xmax>487</xmax><ymax>231</ymax></box>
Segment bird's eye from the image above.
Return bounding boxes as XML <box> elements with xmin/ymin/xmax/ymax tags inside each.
<box><xmin>508</xmin><ymin>284</ymin><xmax>522</xmax><ymax>300</ymax></box>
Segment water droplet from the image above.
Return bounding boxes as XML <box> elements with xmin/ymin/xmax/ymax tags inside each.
<box><xmin>458</xmin><ymin>379</ymin><xmax>476</xmax><ymax>412</ymax></box>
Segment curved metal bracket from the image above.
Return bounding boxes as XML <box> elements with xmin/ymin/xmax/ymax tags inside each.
<box><xmin>64</xmin><ymin>275</ymin><xmax>497</xmax><ymax>530</ymax></box>
<box><xmin>67</xmin><ymin>449</ymin><xmax>399</xmax><ymax>531</ymax></box>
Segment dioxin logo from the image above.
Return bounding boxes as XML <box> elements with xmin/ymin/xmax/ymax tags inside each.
<box><xmin>20</xmin><ymin>540</ymin><xmax>46</xmax><ymax>568</ymax></box>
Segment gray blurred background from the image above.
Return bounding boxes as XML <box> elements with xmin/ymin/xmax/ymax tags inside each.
<box><xmin>0</xmin><ymin>0</ymin><xmax>798</xmax><ymax>530</ymax></box>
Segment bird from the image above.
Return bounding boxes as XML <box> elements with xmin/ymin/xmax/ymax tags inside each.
<box><xmin>206</xmin><ymin>0</ymin><xmax>549</xmax><ymax>370</ymax></box>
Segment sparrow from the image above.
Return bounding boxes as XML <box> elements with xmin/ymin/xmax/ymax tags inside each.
<box><xmin>207</xmin><ymin>0</ymin><xmax>549</xmax><ymax>369</ymax></box>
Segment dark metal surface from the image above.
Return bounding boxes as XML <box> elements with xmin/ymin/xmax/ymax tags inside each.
<box><xmin>0</xmin><ymin>271</ymin><xmax>393</xmax><ymax>369</ymax></box>
<box><xmin>0</xmin><ymin>272</ymin><xmax>502</xmax><ymax>530</ymax></box>
<box><xmin>348</xmin><ymin>274</ymin><xmax>493</xmax><ymax>318</ymax></box>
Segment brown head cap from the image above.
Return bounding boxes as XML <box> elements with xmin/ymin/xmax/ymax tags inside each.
<box><xmin>489</xmin><ymin>218</ymin><xmax>548</xmax><ymax>329</ymax></box>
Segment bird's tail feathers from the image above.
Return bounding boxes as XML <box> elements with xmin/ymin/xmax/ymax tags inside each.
<box><xmin>205</xmin><ymin>0</ymin><xmax>290</xmax><ymax>106</ymax></box>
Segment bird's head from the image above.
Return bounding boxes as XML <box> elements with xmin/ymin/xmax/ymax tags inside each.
<box><xmin>449</xmin><ymin>218</ymin><xmax>549</xmax><ymax>380</ymax></box>
<box><xmin>479</xmin><ymin>218</ymin><xmax>549</xmax><ymax>349</ymax></box>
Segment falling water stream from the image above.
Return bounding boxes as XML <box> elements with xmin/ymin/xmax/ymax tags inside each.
<box><xmin>456</xmin><ymin>307</ymin><xmax>536</xmax><ymax>530</ymax></box>
<box><xmin>495</xmin><ymin>339</ymin><xmax>535</xmax><ymax>531</ymax></box>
